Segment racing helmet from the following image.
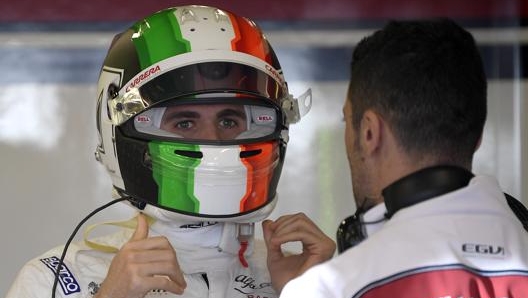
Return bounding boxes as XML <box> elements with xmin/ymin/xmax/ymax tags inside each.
<box><xmin>95</xmin><ymin>5</ymin><xmax>311</xmax><ymax>223</ymax></box>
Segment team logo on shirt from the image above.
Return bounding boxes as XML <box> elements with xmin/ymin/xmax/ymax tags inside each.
<box><xmin>180</xmin><ymin>221</ymin><xmax>218</xmax><ymax>229</ymax></box>
<box><xmin>40</xmin><ymin>256</ymin><xmax>81</xmax><ymax>295</ymax></box>
<box><xmin>461</xmin><ymin>243</ymin><xmax>505</xmax><ymax>258</ymax></box>
<box><xmin>233</xmin><ymin>274</ymin><xmax>275</xmax><ymax>297</ymax></box>
<box><xmin>88</xmin><ymin>282</ymin><xmax>100</xmax><ymax>295</ymax></box>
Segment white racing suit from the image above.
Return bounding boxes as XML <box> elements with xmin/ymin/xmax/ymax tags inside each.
<box><xmin>280</xmin><ymin>175</ymin><xmax>528</xmax><ymax>298</ymax></box>
<box><xmin>7</xmin><ymin>216</ymin><xmax>276</xmax><ymax>298</ymax></box>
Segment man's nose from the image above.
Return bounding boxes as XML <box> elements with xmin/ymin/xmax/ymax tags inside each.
<box><xmin>196</xmin><ymin>126</ymin><xmax>221</xmax><ymax>140</ymax></box>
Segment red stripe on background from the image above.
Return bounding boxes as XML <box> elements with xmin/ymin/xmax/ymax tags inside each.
<box><xmin>0</xmin><ymin>0</ymin><xmax>523</xmax><ymax>22</ymax></box>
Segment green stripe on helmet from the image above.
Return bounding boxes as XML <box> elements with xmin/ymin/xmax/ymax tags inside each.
<box><xmin>149</xmin><ymin>141</ymin><xmax>201</xmax><ymax>213</ymax></box>
<box><xmin>131</xmin><ymin>8</ymin><xmax>191</xmax><ymax>69</ymax></box>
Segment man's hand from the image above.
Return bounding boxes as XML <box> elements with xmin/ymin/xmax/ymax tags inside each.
<box><xmin>262</xmin><ymin>213</ymin><xmax>336</xmax><ymax>293</ymax></box>
<box><xmin>94</xmin><ymin>213</ymin><xmax>186</xmax><ymax>298</ymax></box>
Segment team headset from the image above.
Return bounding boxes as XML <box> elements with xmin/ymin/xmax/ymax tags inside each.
<box><xmin>336</xmin><ymin>165</ymin><xmax>528</xmax><ymax>253</ymax></box>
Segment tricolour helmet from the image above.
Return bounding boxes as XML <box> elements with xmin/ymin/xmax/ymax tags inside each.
<box><xmin>95</xmin><ymin>5</ymin><xmax>311</xmax><ymax>223</ymax></box>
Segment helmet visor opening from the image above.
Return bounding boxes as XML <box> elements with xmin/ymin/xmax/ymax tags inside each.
<box><xmin>132</xmin><ymin>101</ymin><xmax>279</xmax><ymax>143</ymax></box>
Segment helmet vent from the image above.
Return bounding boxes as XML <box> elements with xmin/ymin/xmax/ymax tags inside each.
<box><xmin>240</xmin><ymin>149</ymin><xmax>262</xmax><ymax>159</ymax></box>
<box><xmin>174</xmin><ymin>150</ymin><xmax>203</xmax><ymax>159</ymax></box>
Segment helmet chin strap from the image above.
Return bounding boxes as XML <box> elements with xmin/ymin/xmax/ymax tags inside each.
<box><xmin>84</xmin><ymin>204</ymin><xmax>257</xmax><ymax>270</ymax></box>
<box><xmin>125</xmin><ymin>193</ymin><xmax>276</xmax><ymax>268</ymax></box>
<box><xmin>135</xmin><ymin>202</ymin><xmax>258</xmax><ymax>267</ymax></box>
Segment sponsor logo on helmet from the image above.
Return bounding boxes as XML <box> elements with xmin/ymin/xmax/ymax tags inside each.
<box><xmin>265</xmin><ymin>64</ymin><xmax>284</xmax><ymax>86</ymax></box>
<box><xmin>40</xmin><ymin>256</ymin><xmax>81</xmax><ymax>295</ymax></box>
<box><xmin>135</xmin><ymin>115</ymin><xmax>151</xmax><ymax>123</ymax></box>
<box><xmin>126</xmin><ymin>65</ymin><xmax>161</xmax><ymax>92</ymax></box>
<box><xmin>257</xmin><ymin>115</ymin><xmax>273</xmax><ymax>122</ymax></box>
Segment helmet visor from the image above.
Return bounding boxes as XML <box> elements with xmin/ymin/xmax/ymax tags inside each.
<box><xmin>132</xmin><ymin>101</ymin><xmax>279</xmax><ymax>143</ymax></box>
<box><xmin>139</xmin><ymin>61</ymin><xmax>285</xmax><ymax>106</ymax></box>
<box><xmin>112</xmin><ymin>61</ymin><xmax>285</xmax><ymax>127</ymax></box>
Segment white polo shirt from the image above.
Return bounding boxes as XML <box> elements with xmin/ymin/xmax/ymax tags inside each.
<box><xmin>280</xmin><ymin>175</ymin><xmax>528</xmax><ymax>298</ymax></box>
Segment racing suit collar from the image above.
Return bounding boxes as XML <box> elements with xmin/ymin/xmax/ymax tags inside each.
<box><xmin>150</xmin><ymin>220</ymin><xmax>254</xmax><ymax>274</ymax></box>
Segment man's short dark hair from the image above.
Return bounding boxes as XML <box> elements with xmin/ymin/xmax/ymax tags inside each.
<box><xmin>348</xmin><ymin>18</ymin><xmax>487</xmax><ymax>165</ymax></box>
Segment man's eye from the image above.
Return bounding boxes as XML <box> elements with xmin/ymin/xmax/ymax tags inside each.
<box><xmin>219</xmin><ymin>118</ymin><xmax>238</xmax><ymax>128</ymax></box>
<box><xmin>175</xmin><ymin>120</ymin><xmax>193</xmax><ymax>129</ymax></box>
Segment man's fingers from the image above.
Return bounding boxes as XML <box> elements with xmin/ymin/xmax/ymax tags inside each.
<box><xmin>266</xmin><ymin>213</ymin><xmax>321</xmax><ymax>243</ymax></box>
<box><xmin>145</xmin><ymin>275</ymin><xmax>186</xmax><ymax>295</ymax></box>
<box><xmin>262</xmin><ymin>220</ymin><xmax>273</xmax><ymax>245</ymax></box>
<box><xmin>131</xmin><ymin>213</ymin><xmax>149</xmax><ymax>241</ymax></box>
<box><xmin>137</xmin><ymin>261</ymin><xmax>187</xmax><ymax>288</ymax></box>
<box><xmin>264</xmin><ymin>213</ymin><xmax>336</xmax><ymax>260</ymax></box>
<box><xmin>167</xmin><ymin>270</ymin><xmax>187</xmax><ymax>288</ymax></box>
<box><xmin>263</xmin><ymin>219</ymin><xmax>282</xmax><ymax>249</ymax></box>
<box><xmin>262</xmin><ymin>220</ymin><xmax>286</xmax><ymax>261</ymax></box>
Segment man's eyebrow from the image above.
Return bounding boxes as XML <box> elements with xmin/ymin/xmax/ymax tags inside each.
<box><xmin>217</xmin><ymin>109</ymin><xmax>246</xmax><ymax>118</ymax></box>
<box><xmin>163</xmin><ymin>111</ymin><xmax>200</xmax><ymax>120</ymax></box>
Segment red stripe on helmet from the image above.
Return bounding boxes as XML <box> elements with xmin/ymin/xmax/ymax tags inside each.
<box><xmin>227</xmin><ymin>12</ymin><xmax>273</xmax><ymax>66</ymax></box>
<box><xmin>239</xmin><ymin>142</ymin><xmax>277</xmax><ymax>212</ymax></box>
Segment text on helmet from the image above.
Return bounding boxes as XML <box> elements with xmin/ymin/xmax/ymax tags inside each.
<box><xmin>126</xmin><ymin>65</ymin><xmax>161</xmax><ymax>92</ymax></box>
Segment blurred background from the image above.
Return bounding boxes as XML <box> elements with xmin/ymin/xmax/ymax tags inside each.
<box><xmin>1</xmin><ymin>0</ymin><xmax>527</xmax><ymax>295</ymax></box>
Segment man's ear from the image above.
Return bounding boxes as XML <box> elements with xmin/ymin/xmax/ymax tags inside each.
<box><xmin>360</xmin><ymin>110</ymin><xmax>382</xmax><ymax>155</ymax></box>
